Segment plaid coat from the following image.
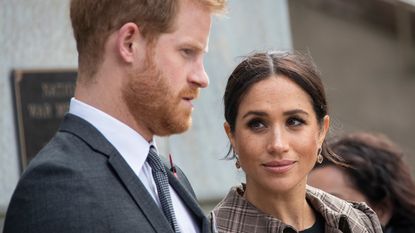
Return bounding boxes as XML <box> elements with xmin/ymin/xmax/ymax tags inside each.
<box><xmin>210</xmin><ymin>185</ymin><xmax>383</xmax><ymax>233</ymax></box>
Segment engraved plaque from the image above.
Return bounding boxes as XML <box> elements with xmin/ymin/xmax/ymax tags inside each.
<box><xmin>11</xmin><ymin>70</ymin><xmax>77</xmax><ymax>171</ymax></box>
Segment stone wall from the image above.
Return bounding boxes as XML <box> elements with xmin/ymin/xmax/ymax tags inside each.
<box><xmin>289</xmin><ymin>1</ymin><xmax>415</xmax><ymax>167</ymax></box>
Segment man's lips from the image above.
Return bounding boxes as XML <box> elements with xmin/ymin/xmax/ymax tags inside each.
<box><xmin>180</xmin><ymin>88</ymin><xmax>199</xmax><ymax>104</ymax></box>
<box><xmin>183</xmin><ymin>96</ymin><xmax>194</xmax><ymax>101</ymax></box>
<box><xmin>182</xmin><ymin>96</ymin><xmax>195</xmax><ymax>107</ymax></box>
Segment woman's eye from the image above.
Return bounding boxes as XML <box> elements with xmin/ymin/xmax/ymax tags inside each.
<box><xmin>247</xmin><ymin>119</ymin><xmax>265</xmax><ymax>131</ymax></box>
<box><xmin>287</xmin><ymin>117</ymin><xmax>304</xmax><ymax>127</ymax></box>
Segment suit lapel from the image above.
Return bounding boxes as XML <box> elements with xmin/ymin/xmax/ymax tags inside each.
<box><xmin>108</xmin><ymin>153</ymin><xmax>173</xmax><ymax>233</ymax></box>
<box><xmin>60</xmin><ymin>114</ymin><xmax>173</xmax><ymax>233</ymax></box>
<box><xmin>167</xmin><ymin>171</ymin><xmax>210</xmax><ymax>233</ymax></box>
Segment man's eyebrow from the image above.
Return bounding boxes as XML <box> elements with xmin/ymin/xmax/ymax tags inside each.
<box><xmin>180</xmin><ymin>38</ymin><xmax>208</xmax><ymax>53</ymax></box>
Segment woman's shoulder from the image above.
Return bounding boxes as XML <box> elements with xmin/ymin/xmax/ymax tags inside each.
<box><xmin>210</xmin><ymin>185</ymin><xmax>248</xmax><ymax>233</ymax></box>
<box><xmin>306</xmin><ymin>185</ymin><xmax>383</xmax><ymax>233</ymax></box>
<box><xmin>210</xmin><ymin>185</ymin><xmax>285</xmax><ymax>233</ymax></box>
<box><xmin>211</xmin><ymin>185</ymin><xmax>258</xmax><ymax>219</ymax></box>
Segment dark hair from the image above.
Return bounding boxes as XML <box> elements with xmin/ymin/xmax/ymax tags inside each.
<box><xmin>316</xmin><ymin>132</ymin><xmax>415</xmax><ymax>231</ymax></box>
<box><xmin>223</xmin><ymin>51</ymin><xmax>340</xmax><ymax>163</ymax></box>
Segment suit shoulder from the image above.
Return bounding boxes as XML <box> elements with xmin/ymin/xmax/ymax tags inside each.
<box><xmin>28</xmin><ymin>130</ymin><xmax>107</xmax><ymax>173</ymax></box>
<box><xmin>4</xmin><ymin>132</ymin><xmax>109</xmax><ymax>232</ymax></box>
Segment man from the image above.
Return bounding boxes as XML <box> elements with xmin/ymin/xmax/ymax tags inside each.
<box><xmin>3</xmin><ymin>0</ymin><xmax>226</xmax><ymax>232</ymax></box>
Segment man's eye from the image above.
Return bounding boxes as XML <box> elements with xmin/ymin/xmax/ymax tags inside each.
<box><xmin>181</xmin><ymin>48</ymin><xmax>194</xmax><ymax>57</ymax></box>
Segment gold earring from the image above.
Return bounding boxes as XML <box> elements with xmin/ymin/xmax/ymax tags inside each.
<box><xmin>235</xmin><ymin>159</ymin><xmax>241</xmax><ymax>169</ymax></box>
<box><xmin>234</xmin><ymin>151</ymin><xmax>241</xmax><ymax>169</ymax></box>
<box><xmin>317</xmin><ymin>148</ymin><xmax>323</xmax><ymax>164</ymax></box>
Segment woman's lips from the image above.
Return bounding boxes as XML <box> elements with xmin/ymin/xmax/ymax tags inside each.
<box><xmin>262</xmin><ymin>160</ymin><xmax>296</xmax><ymax>174</ymax></box>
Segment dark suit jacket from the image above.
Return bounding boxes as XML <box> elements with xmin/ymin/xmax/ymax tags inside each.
<box><xmin>4</xmin><ymin>114</ymin><xmax>210</xmax><ymax>233</ymax></box>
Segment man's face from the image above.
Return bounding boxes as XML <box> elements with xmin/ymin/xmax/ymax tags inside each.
<box><xmin>123</xmin><ymin>0</ymin><xmax>212</xmax><ymax>137</ymax></box>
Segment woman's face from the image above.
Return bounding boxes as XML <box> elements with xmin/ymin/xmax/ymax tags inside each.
<box><xmin>225</xmin><ymin>76</ymin><xmax>329</xmax><ymax>195</ymax></box>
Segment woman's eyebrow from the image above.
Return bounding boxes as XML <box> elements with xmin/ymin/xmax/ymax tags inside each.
<box><xmin>242</xmin><ymin>111</ymin><xmax>267</xmax><ymax>119</ymax></box>
<box><xmin>283</xmin><ymin>109</ymin><xmax>309</xmax><ymax>116</ymax></box>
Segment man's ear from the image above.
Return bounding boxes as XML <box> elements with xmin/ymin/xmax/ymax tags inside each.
<box><xmin>116</xmin><ymin>22</ymin><xmax>143</xmax><ymax>63</ymax></box>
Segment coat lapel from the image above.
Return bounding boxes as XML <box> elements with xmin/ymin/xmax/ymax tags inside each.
<box><xmin>59</xmin><ymin>114</ymin><xmax>173</xmax><ymax>233</ymax></box>
<box><xmin>167</xmin><ymin>171</ymin><xmax>210</xmax><ymax>233</ymax></box>
<box><xmin>108</xmin><ymin>153</ymin><xmax>173</xmax><ymax>233</ymax></box>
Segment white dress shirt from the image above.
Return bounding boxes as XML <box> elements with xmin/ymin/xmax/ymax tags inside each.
<box><xmin>69</xmin><ymin>98</ymin><xmax>199</xmax><ymax>233</ymax></box>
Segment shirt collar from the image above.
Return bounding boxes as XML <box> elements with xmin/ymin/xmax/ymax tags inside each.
<box><xmin>69</xmin><ymin>97</ymin><xmax>156</xmax><ymax>174</ymax></box>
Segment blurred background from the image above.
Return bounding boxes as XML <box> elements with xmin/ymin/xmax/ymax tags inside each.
<box><xmin>0</xmin><ymin>0</ymin><xmax>414</xmax><ymax>230</ymax></box>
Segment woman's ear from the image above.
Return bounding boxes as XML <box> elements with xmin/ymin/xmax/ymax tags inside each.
<box><xmin>318</xmin><ymin>115</ymin><xmax>330</xmax><ymax>146</ymax></box>
<box><xmin>224</xmin><ymin>122</ymin><xmax>236</xmax><ymax>151</ymax></box>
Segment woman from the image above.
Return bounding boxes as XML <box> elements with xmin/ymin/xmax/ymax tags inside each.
<box><xmin>308</xmin><ymin>132</ymin><xmax>415</xmax><ymax>233</ymax></box>
<box><xmin>210</xmin><ymin>51</ymin><xmax>382</xmax><ymax>232</ymax></box>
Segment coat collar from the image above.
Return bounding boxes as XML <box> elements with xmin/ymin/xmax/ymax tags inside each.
<box><xmin>306</xmin><ymin>185</ymin><xmax>382</xmax><ymax>233</ymax></box>
<box><xmin>212</xmin><ymin>184</ymin><xmax>381</xmax><ymax>233</ymax></box>
<box><xmin>60</xmin><ymin>114</ymin><xmax>173</xmax><ymax>232</ymax></box>
<box><xmin>59</xmin><ymin>113</ymin><xmax>209</xmax><ymax>233</ymax></box>
<box><xmin>59</xmin><ymin>113</ymin><xmax>115</xmax><ymax>157</ymax></box>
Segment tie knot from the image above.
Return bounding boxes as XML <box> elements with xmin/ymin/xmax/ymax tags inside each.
<box><xmin>147</xmin><ymin>146</ymin><xmax>166</xmax><ymax>173</ymax></box>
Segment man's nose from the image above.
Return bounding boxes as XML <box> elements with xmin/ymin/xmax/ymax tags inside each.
<box><xmin>189</xmin><ymin>60</ymin><xmax>209</xmax><ymax>88</ymax></box>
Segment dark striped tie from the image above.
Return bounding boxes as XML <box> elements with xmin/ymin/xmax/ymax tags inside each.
<box><xmin>147</xmin><ymin>146</ymin><xmax>180</xmax><ymax>233</ymax></box>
